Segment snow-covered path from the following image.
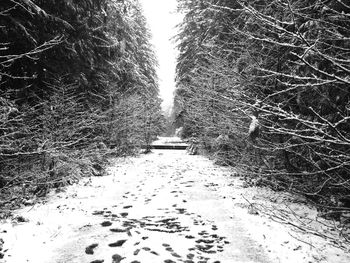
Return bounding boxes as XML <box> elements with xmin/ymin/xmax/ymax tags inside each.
<box><xmin>1</xmin><ymin>145</ymin><xmax>349</xmax><ymax>263</ymax></box>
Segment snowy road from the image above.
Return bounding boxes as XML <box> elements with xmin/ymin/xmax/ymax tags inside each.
<box><xmin>1</xmin><ymin>143</ymin><xmax>349</xmax><ymax>263</ymax></box>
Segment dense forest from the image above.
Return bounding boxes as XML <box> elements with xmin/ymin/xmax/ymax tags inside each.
<box><xmin>174</xmin><ymin>0</ymin><xmax>350</xmax><ymax>215</ymax></box>
<box><xmin>0</xmin><ymin>0</ymin><xmax>165</xmax><ymax>209</ymax></box>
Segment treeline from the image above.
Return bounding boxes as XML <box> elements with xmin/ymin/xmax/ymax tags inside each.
<box><xmin>0</xmin><ymin>0</ymin><xmax>164</xmax><ymax>206</ymax></box>
<box><xmin>174</xmin><ymin>0</ymin><xmax>350</xmax><ymax>213</ymax></box>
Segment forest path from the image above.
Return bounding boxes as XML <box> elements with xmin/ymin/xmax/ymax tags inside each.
<box><xmin>1</xmin><ymin>140</ymin><xmax>349</xmax><ymax>263</ymax></box>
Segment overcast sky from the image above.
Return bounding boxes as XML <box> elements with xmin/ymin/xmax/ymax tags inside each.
<box><xmin>139</xmin><ymin>0</ymin><xmax>183</xmax><ymax>113</ymax></box>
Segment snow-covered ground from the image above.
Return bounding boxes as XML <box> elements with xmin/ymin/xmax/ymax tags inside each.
<box><xmin>0</xmin><ymin>141</ymin><xmax>349</xmax><ymax>263</ymax></box>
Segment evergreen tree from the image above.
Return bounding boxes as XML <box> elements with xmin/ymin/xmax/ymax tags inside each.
<box><xmin>0</xmin><ymin>0</ymin><xmax>165</xmax><ymax>203</ymax></box>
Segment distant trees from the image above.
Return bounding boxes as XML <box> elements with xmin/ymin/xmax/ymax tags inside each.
<box><xmin>0</xmin><ymin>0</ymin><xmax>164</xmax><ymax>205</ymax></box>
<box><xmin>174</xmin><ymin>0</ymin><xmax>350</xmax><ymax>211</ymax></box>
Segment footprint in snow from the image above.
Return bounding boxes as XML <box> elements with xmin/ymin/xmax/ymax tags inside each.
<box><xmin>112</xmin><ymin>254</ymin><xmax>124</xmax><ymax>263</ymax></box>
<box><xmin>187</xmin><ymin>253</ymin><xmax>195</xmax><ymax>259</ymax></box>
<box><xmin>110</xmin><ymin>228</ymin><xmax>127</xmax><ymax>233</ymax></box>
<box><xmin>92</xmin><ymin>210</ymin><xmax>104</xmax><ymax>215</ymax></box>
<box><xmin>171</xmin><ymin>252</ymin><xmax>181</xmax><ymax>258</ymax></box>
<box><xmin>85</xmin><ymin>243</ymin><xmax>98</xmax><ymax>254</ymax></box>
<box><xmin>108</xmin><ymin>239</ymin><xmax>127</xmax><ymax>247</ymax></box>
<box><xmin>101</xmin><ymin>221</ymin><xmax>112</xmax><ymax>227</ymax></box>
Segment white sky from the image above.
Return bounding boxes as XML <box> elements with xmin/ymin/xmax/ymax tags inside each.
<box><xmin>139</xmin><ymin>0</ymin><xmax>183</xmax><ymax>113</ymax></box>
